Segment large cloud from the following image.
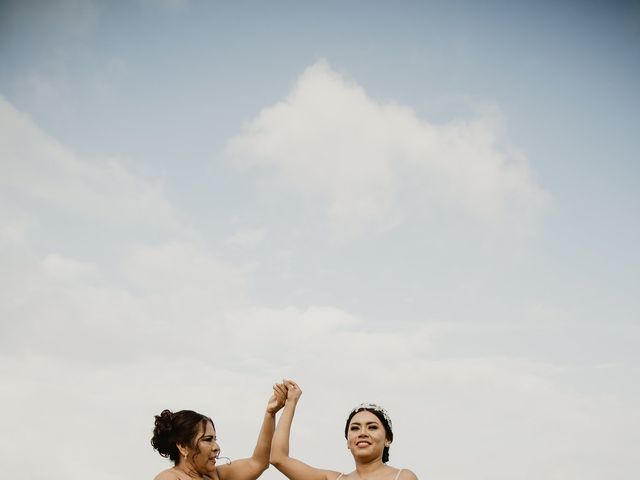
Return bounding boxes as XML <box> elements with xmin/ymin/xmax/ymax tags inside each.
<box><xmin>1</xmin><ymin>303</ymin><xmax>637</xmax><ymax>480</ymax></box>
<box><xmin>0</xmin><ymin>97</ymin><xmax>179</xmax><ymax>228</ymax></box>
<box><xmin>0</xmin><ymin>239</ymin><xmax>250</xmax><ymax>363</ymax></box>
<box><xmin>228</xmin><ymin>60</ymin><xmax>547</xmax><ymax>239</ymax></box>
<box><xmin>0</xmin><ymin>214</ymin><xmax>636</xmax><ymax>479</ymax></box>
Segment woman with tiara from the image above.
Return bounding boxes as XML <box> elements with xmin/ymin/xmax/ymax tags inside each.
<box><xmin>270</xmin><ymin>379</ymin><xmax>418</xmax><ymax>480</ymax></box>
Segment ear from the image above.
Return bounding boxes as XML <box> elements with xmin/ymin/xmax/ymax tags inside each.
<box><xmin>177</xmin><ymin>443</ymin><xmax>189</xmax><ymax>459</ymax></box>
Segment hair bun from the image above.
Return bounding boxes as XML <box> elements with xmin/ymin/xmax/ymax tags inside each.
<box><xmin>151</xmin><ymin>409</ymin><xmax>175</xmax><ymax>457</ymax></box>
<box><xmin>156</xmin><ymin>409</ymin><xmax>174</xmax><ymax>430</ymax></box>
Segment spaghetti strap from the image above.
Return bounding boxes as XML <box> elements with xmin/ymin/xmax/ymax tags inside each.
<box><xmin>393</xmin><ymin>469</ymin><xmax>403</xmax><ymax>480</ymax></box>
<box><xmin>336</xmin><ymin>474</ymin><xmax>344</xmax><ymax>480</ymax></box>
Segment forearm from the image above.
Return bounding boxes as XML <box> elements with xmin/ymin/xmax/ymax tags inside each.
<box><xmin>270</xmin><ymin>399</ymin><xmax>298</xmax><ymax>465</ymax></box>
<box><xmin>249</xmin><ymin>409</ymin><xmax>277</xmax><ymax>469</ymax></box>
<box><xmin>220</xmin><ymin>409</ymin><xmax>276</xmax><ymax>480</ymax></box>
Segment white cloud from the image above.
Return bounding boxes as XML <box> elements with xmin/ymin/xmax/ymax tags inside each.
<box><xmin>228</xmin><ymin>60</ymin><xmax>547</xmax><ymax>239</ymax></box>
<box><xmin>123</xmin><ymin>240</ymin><xmax>247</xmax><ymax>294</ymax></box>
<box><xmin>42</xmin><ymin>254</ymin><xmax>102</xmax><ymax>283</ymax></box>
<box><xmin>225</xmin><ymin>227</ymin><xmax>266</xmax><ymax>249</ymax></box>
<box><xmin>0</xmin><ymin>97</ymin><xmax>180</xmax><ymax>228</ymax></box>
<box><xmin>0</xmin><ymin>204</ymin><xmax>30</xmax><ymax>248</ymax></box>
<box><xmin>0</xmin><ymin>236</ymin><xmax>251</xmax><ymax>364</ymax></box>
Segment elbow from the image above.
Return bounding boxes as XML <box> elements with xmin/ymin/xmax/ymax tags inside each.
<box><xmin>247</xmin><ymin>458</ymin><xmax>269</xmax><ymax>477</ymax></box>
<box><xmin>269</xmin><ymin>452</ymin><xmax>283</xmax><ymax>468</ymax></box>
<box><xmin>255</xmin><ymin>458</ymin><xmax>270</xmax><ymax>474</ymax></box>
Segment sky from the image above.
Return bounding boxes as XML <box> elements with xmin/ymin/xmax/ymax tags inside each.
<box><xmin>1</xmin><ymin>0</ymin><xmax>639</xmax><ymax>479</ymax></box>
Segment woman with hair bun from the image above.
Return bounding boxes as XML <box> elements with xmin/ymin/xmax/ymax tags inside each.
<box><xmin>270</xmin><ymin>380</ymin><xmax>417</xmax><ymax>480</ymax></box>
<box><xmin>151</xmin><ymin>383</ymin><xmax>287</xmax><ymax>480</ymax></box>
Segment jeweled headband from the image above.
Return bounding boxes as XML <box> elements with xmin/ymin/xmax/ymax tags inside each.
<box><xmin>350</xmin><ymin>402</ymin><xmax>393</xmax><ymax>432</ymax></box>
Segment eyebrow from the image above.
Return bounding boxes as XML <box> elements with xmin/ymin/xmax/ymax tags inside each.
<box><xmin>350</xmin><ymin>421</ymin><xmax>380</xmax><ymax>426</ymax></box>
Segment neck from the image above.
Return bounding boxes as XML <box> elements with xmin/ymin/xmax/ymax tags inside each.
<box><xmin>354</xmin><ymin>458</ymin><xmax>387</xmax><ymax>477</ymax></box>
<box><xmin>174</xmin><ymin>462</ymin><xmax>202</xmax><ymax>480</ymax></box>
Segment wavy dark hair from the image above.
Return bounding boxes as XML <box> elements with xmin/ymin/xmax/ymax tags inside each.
<box><xmin>151</xmin><ymin>409</ymin><xmax>214</xmax><ymax>465</ymax></box>
<box><xmin>344</xmin><ymin>407</ymin><xmax>393</xmax><ymax>463</ymax></box>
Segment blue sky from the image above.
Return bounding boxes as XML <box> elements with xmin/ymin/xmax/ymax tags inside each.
<box><xmin>1</xmin><ymin>1</ymin><xmax>639</xmax><ymax>479</ymax></box>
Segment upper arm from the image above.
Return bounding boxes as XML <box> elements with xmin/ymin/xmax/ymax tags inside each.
<box><xmin>399</xmin><ymin>470</ymin><xmax>418</xmax><ymax>480</ymax></box>
<box><xmin>270</xmin><ymin>455</ymin><xmax>340</xmax><ymax>480</ymax></box>
<box><xmin>216</xmin><ymin>457</ymin><xmax>268</xmax><ymax>480</ymax></box>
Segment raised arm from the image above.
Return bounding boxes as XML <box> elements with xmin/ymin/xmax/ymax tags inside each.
<box><xmin>270</xmin><ymin>380</ymin><xmax>340</xmax><ymax>480</ymax></box>
<box><xmin>217</xmin><ymin>383</ymin><xmax>287</xmax><ymax>480</ymax></box>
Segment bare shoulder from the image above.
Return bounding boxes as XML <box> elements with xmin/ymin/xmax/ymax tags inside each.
<box><xmin>326</xmin><ymin>471</ymin><xmax>345</xmax><ymax>480</ymax></box>
<box><xmin>398</xmin><ymin>469</ymin><xmax>418</xmax><ymax>480</ymax></box>
<box><xmin>154</xmin><ymin>468</ymin><xmax>179</xmax><ymax>480</ymax></box>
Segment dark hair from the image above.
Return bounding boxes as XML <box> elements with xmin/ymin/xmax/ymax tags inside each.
<box><xmin>151</xmin><ymin>409</ymin><xmax>214</xmax><ymax>465</ymax></box>
<box><xmin>344</xmin><ymin>408</ymin><xmax>393</xmax><ymax>463</ymax></box>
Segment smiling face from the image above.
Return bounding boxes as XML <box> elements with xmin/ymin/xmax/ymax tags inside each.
<box><xmin>181</xmin><ymin>420</ymin><xmax>220</xmax><ymax>475</ymax></box>
<box><xmin>346</xmin><ymin>410</ymin><xmax>389</xmax><ymax>462</ymax></box>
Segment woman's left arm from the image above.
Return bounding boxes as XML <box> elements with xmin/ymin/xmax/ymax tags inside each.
<box><xmin>217</xmin><ymin>384</ymin><xmax>287</xmax><ymax>480</ymax></box>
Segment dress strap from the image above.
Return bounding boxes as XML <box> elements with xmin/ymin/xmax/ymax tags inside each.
<box><xmin>336</xmin><ymin>474</ymin><xmax>344</xmax><ymax>480</ymax></box>
<box><xmin>393</xmin><ymin>469</ymin><xmax>404</xmax><ymax>480</ymax></box>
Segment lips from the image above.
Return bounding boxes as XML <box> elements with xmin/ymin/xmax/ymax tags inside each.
<box><xmin>356</xmin><ymin>440</ymin><xmax>371</xmax><ymax>447</ymax></box>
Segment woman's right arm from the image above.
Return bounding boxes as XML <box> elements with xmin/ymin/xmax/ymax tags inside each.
<box><xmin>270</xmin><ymin>380</ymin><xmax>340</xmax><ymax>480</ymax></box>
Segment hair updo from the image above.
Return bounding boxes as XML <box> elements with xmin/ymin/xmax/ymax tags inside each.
<box><xmin>344</xmin><ymin>406</ymin><xmax>394</xmax><ymax>463</ymax></box>
<box><xmin>151</xmin><ymin>409</ymin><xmax>214</xmax><ymax>465</ymax></box>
